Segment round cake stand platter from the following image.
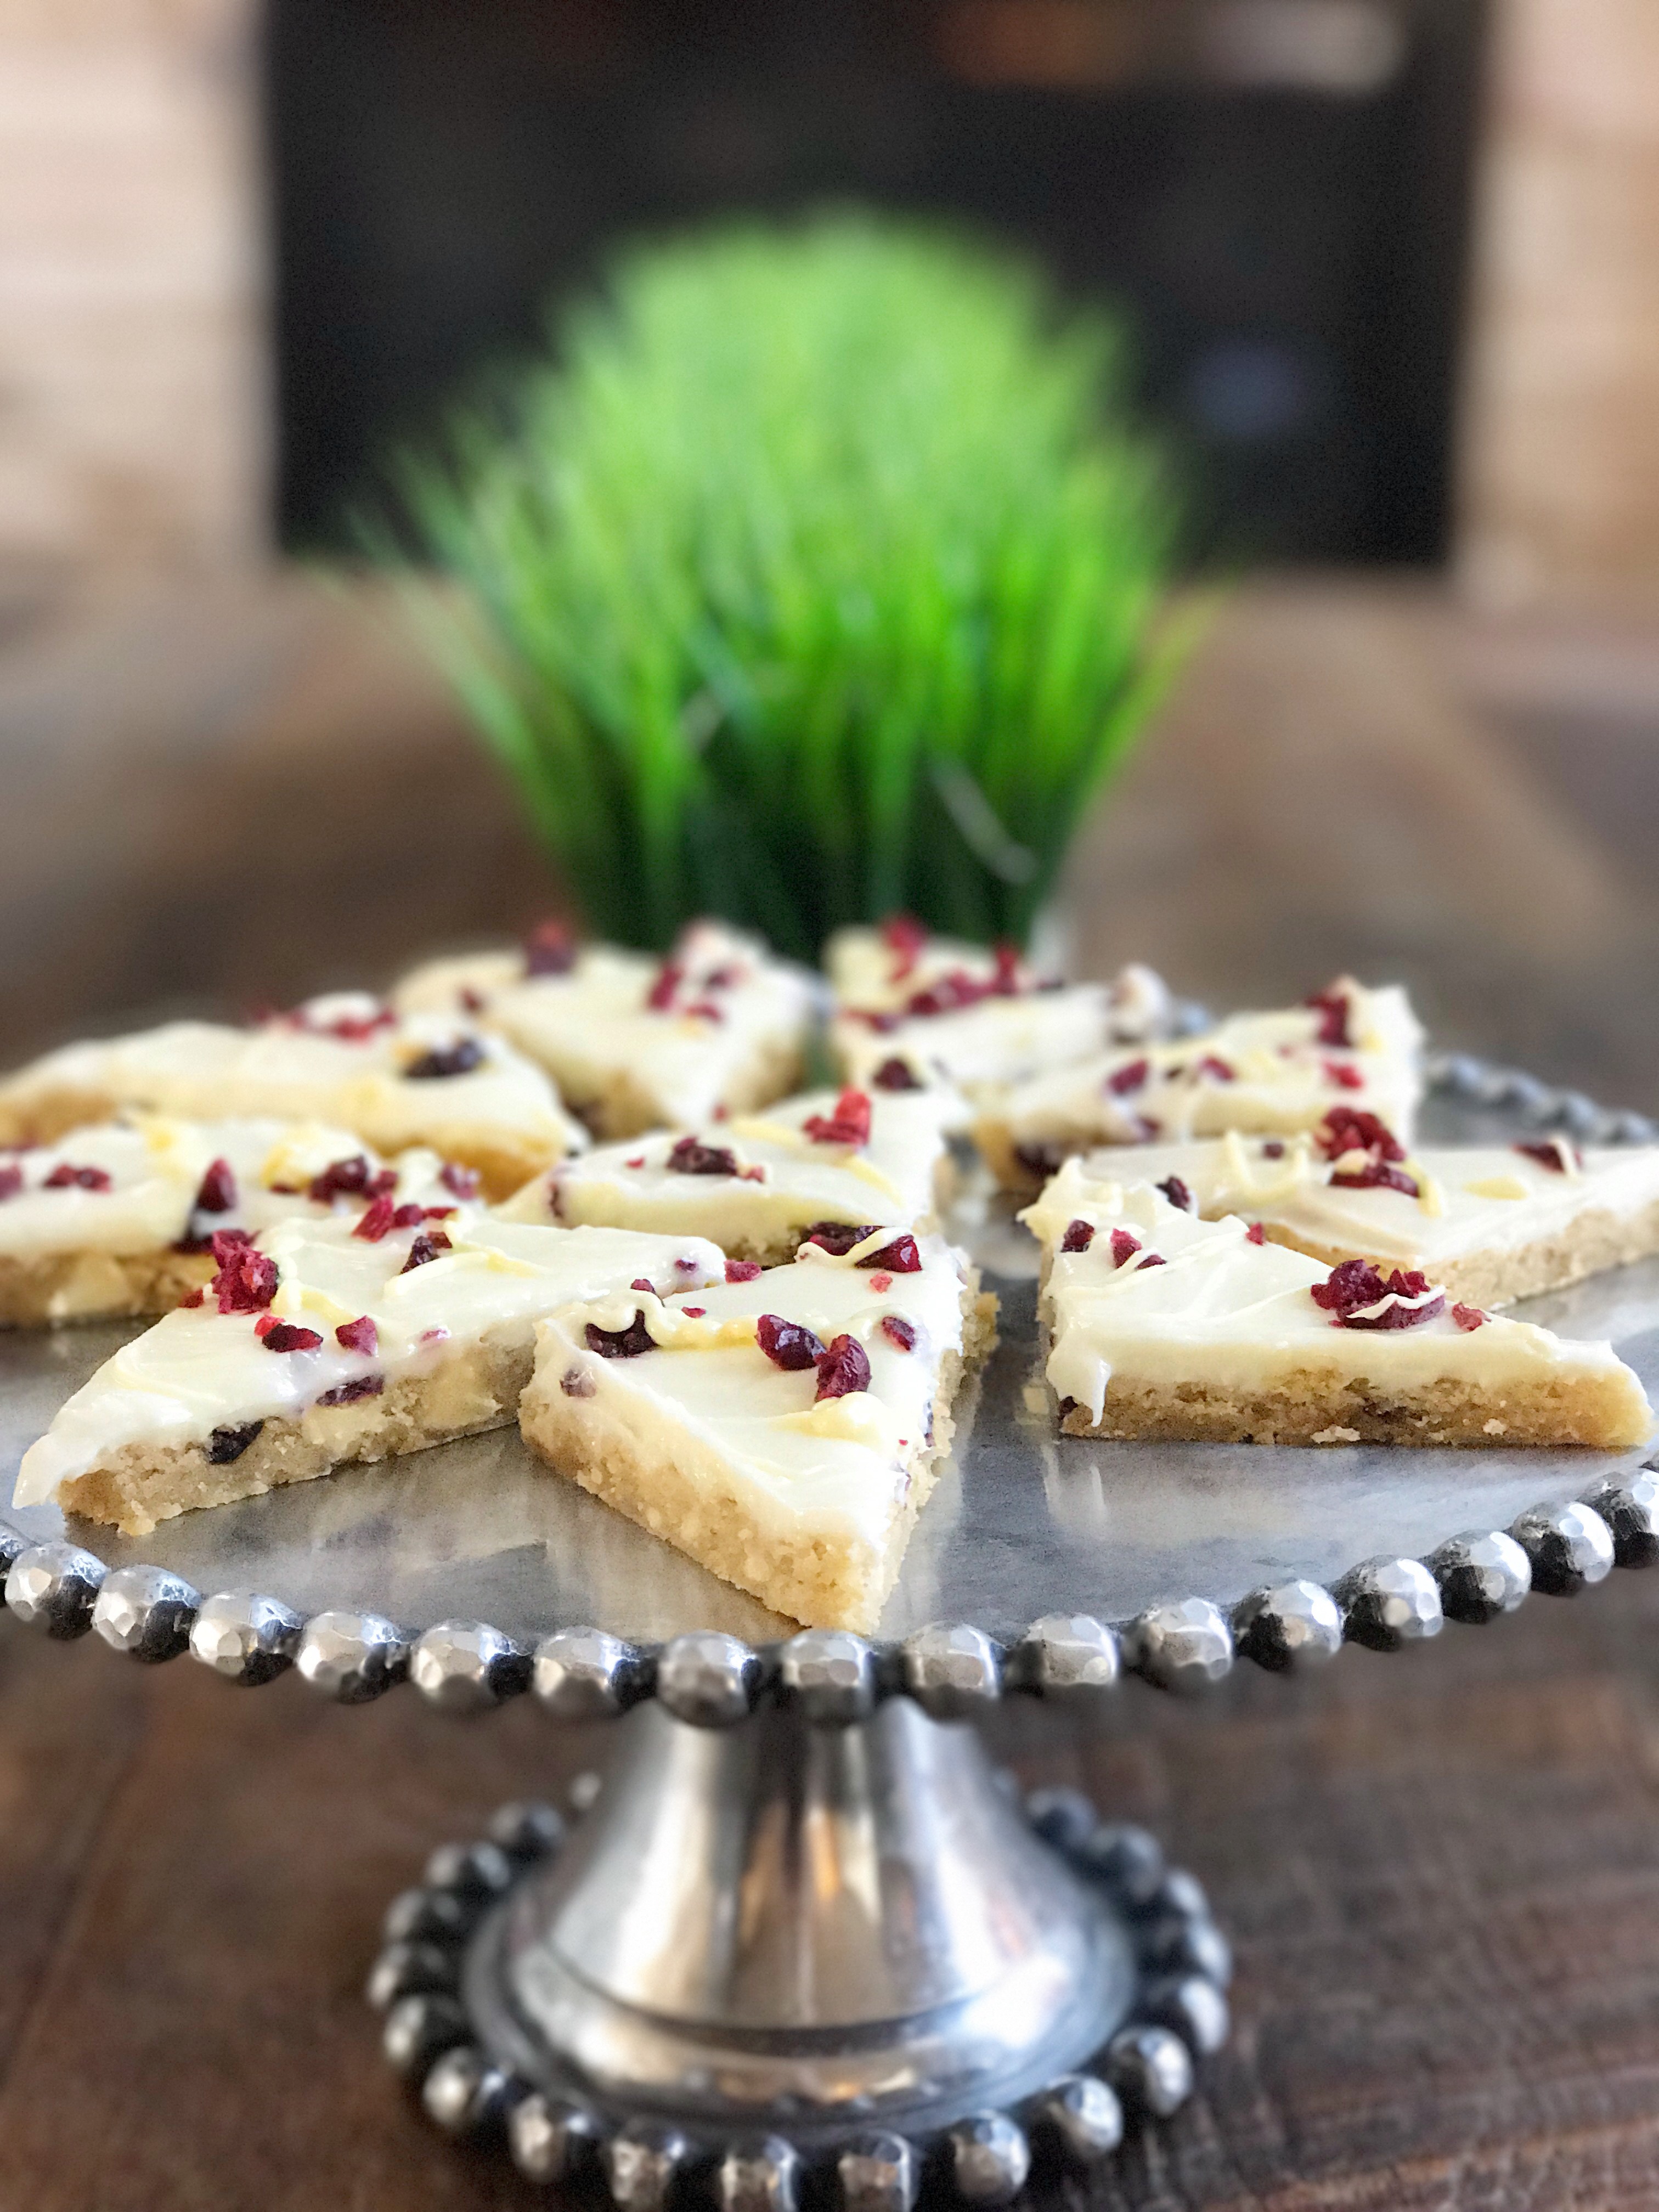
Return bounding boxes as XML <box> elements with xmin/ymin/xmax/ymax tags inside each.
<box><xmin>2</xmin><ymin>1054</ymin><xmax>1657</xmax><ymax>2211</ymax></box>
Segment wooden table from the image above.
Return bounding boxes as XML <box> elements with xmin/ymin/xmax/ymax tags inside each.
<box><xmin>2</xmin><ymin>574</ymin><xmax>1658</xmax><ymax>2210</ymax></box>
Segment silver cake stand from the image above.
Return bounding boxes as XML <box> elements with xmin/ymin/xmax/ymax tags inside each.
<box><xmin>2</xmin><ymin>1052</ymin><xmax>1657</xmax><ymax>2210</ymax></box>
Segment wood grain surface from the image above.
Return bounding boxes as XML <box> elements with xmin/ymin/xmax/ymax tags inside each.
<box><xmin>1</xmin><ymin>574</ymin><xmax>1657</xmax><ymax>2209</ymax></box>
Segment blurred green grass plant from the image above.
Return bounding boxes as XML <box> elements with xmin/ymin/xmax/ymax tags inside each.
<box><xmin>392</xmin><ymin>212</ymin><xmax>1188</xmax><ymax>962</ymax></box>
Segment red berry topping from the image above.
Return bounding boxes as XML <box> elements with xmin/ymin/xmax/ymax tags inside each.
<box><xmin>1106</xmin><ymin>1058</ymin><xmax>1150</xmax><ymax>1096</ymax></box>
<box><xmin>868</xmin><ymin>1272</ymin><xmax>893</xmax><ymax>1293</ymax></box>
<box><xmin>317</xmin><ymin>1374</ymin><xmax>383</xmax><ymax>1406</ymax></box>
<box><xmin>857</xmin><ymin>1234</ymin><xmax>921</xmax><ymax>1273</ymax></box>
<box><xmin>675</xmin><ymin>1255</ymin><xmax>701</xmax><ymax>1272</ymax></box>
<box><xmin>1156</xmin><ymin>1176</ymin><xmax>1194</xmax><ymax>1212</ymax></box>
<box><xmin>353</xmin><ymin>1197</ymin><xmax>397</xmax><ymax>1242</ymax></box>
<box><xmin>335</xmin><ymin>1315</ymin><xmax>378</xmax><ymax>1356</ymax></box>
<box><xmin>624</xmin><ymin>1155</ymin><xmax>646</xmax><ymax>1170</ymax></box>
<box><xmin>880</xmin><ymin>913</ymin><xmax>928</xmax><ymax>980</ymax></box>
<box><xmin>400</xmin><ymin>1229</ymin><xmax>452</xmax><ymax>1272</ymax></box>
<box><xmin>803</xmin><ymin>1088</ymin><xmax>873</xmax><ymax>1147</ymax></box>
<box><xmin>1515</xmin><ymin>1139</ymin><xmax>1583</xmax><ymax>1173</ymax></box>
<box><xmin>1246</xmin><ymin>1222</ymin><xmax>1265</xmax><ymax>1244</ymax></box>
<box><xmin>683</xmin><ymin>1001</ymin><xmax>726</xmax><ymax>1024</ymax></box>
<box><xmin>43</xmin><ymin>1163</ymin><xmax>112</xmax><ymax>1192</ymax></box>
<box><xmin>585</xmin><ymin>1310</ymin><xmax>656</xmax><ymax>1358</ymax></box>
<box><xmin>757</xmin><ymin>1313</ymin><xmax>826</xmax><ymax>1370</ymax></box>
<box><xmin>210</xmin><ymin>1234</ymin><xmax>278</xmax><ymax>1313</ymax></box>
<box><xmin>194</xmin><ymin>1158</ymin><xmax>238</xmax><ymax>1213</ymax></box>
<box><xmin>404</xmin><ymin>1038</ymin><xmax>486</xmax><ymax>1080</ymax></box>
<box><xmin>1318</xmin><ymin>1109</ymin><xmax>1404</xmax><ymax>1163</ymax></box>
<box><xmin>802</xmin><ymin>1222</ymin><xmax>877</xmax><ymax>1256</ymax></box>
<box><xmin>682</xmin><ymin>1307</ymin><xmax>707</xmax><ymax>1318</ymax></box>
<box><xmin>1330</xmin><ymin>1160</ymin><xmax>1420</xmax><ymax>1198</ymax></box>
<box><xmin>438</xmin><ymin>1160</ymin><xmax>481</xmax><ymax>1200</ymax></box>
<box><xmin>815</xmin><ymin>1333</ymin><xmax>872</xmax><ymax>1400</ymax></box>
<box><xmin>872</xmin><ymin>1058</ymin><xmax>922</xmax><ymax>1092</ymax></box>
<box><xmin>629</xmin><ymin>1277</ymin><xmax>656</xmax><ymax>1294</ymax></box>
<box><xmin>1452</xmin><ymin>1302</ymin><xmax>1487</xmax><ymax>1331</ymax></box>
<box><xmin>523</xmin><ymin>920</ymin><xmax>578</xmax><ymax>977</ymax></box>
<box><xmin>879</xmin><ymin>1314</ymin><xmax>918</xmax><ymax>1352</ymax></box>
<box><xmin>1193</xmin><ymin>1056</ymin><xmax>1234</xmax><ymax>1084</ymax></box>
<box><xmin>1140</xmin><ymin>1254</ymin><xmax>1167</xmax><ymax>1268</ymax></box>
<box><xmin>645</xmin><ymin>960</ymin><xmax>684</xmax><ymax>1011</ymax></box>
<box><xmin>1311</xmin><ymin>1260</ymin><xmax>1444</xmax><ymax>1329</ymax></box>
<box><xmin>179</xmin><ymin>1286</ymin><xmax>205</xmax><ymax>1307</ymax></box>
<box><xmin>460</xmin><ymin>987</ymin><xmax>487</xmax><ymax>1015</ymax></box>
<box><xmin>1305</xmin><ymin>988</ymin><xmax>1352</xmax><ymax>1048</ymax></box>
<box><xmin>0</xmin><ymin>1164</ymin><xmax>21</xmax><ymax>1202</ymax></box>
<box><xmin>1262</xmin><ymin>1141</ymin><xmax>1285</xmax><ymax>1159</ymax></box>
<box><xmin>261</xmin><ymin>1319</ymin><xmax>323</xmax><ymax>1353</ymax></box>
<box><xmin>725</xmin><ymin>1259</ymin><xmax>762</xmax><ymax>1283</ymax></box>
<box><xmin>308</xmin><ymin>1154</ymin><xmax>376</xmax><ymax>1204</ymax></box>
<box><xmin>286</xmin><ymin>1000</ymin><xmax>396</xmax><ymax>1043</ymax></box>
<box><xmin>667</xmin><ymin>1137</ymin><xmax>740</xmax><ymax>1177</ymax></box>
<box><xmin>1060</xmin><ymin>1218</ymin><xmax>1096</xmax><ymax>1253</ymax></box>
<box><xmin>1323</xmin><ymin>1062</ymin><xmax>1364</xmax><ymax>1091</ymax></box>
<box><xmin>1109</xmin><ymin>1228</ymin><xmax>1142</xmax><ymax>1267</ymax></box>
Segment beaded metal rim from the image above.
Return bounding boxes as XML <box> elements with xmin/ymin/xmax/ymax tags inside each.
<box><xmin>370</xmin><ymin>1773</ymin><xmax>1231</xmax><ymax>2206</ymax></box>
<box><xmin>1</xmin><ymin>1052</ymin><xmax>1655</xmax><ymax>1721</ymax></box>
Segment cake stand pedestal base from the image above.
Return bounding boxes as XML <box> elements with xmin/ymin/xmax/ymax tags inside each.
<box><xmin>372</xmin><ymin>1698</ymin><xmax>1231</xmax><ymax>2206</ymax></box>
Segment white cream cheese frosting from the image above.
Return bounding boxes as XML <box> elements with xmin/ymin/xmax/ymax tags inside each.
<box><xmin>985</xmin><ymin>977</ymin><xmax>1424</xmax><ymax>1170</ymax></box>
<box><xmin>825</xmin><ymin>920</ymin><xmax>1170</xmax><ymax>1101</ymax></box>
<box><xmin>495</xmin><ymin>1084</ymin><xmax>958</xmax><ymax>1254</ymax></box>
<box><xmin>0</xmin><ymin>994</ymin><xmax>584</xmax><ymax>1179</ymax></box>
<box><xmin>0</xmin><ymin>1118</ymin><xmax>468</xmax><ymax>1265</ymax></box>
<box><xmin>13</xmin><ymin>1215</ymin><xmax>727</xmax><ymax>1509</ymax></box>
<box><xmin>1043</xmin><ymin>1130</ymin><xmax>1659</xmax><ymax>1286</ymax></box>
<box><xmin>536</xmin><ymin>1229</ymin><xmax>972</xmax><ymax>1557</ymax></box>
<box><xmin>1020</xmin><ymin>1175</ymin><xmax>1651</xmax><ymax>1440</ymax></box>
<box><xmin>393</xmin><ymin>918</ymin><xmax>815</xmax><ymax>1132</ymax></box>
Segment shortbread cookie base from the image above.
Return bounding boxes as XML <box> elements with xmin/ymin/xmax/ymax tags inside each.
<box><xmin>0</xmin><ymin>1248</ymin><xmax>212</xmax><ymax>1331</ymax></box>
<box><xmin>1254</xmin><ymin>1198</ymin><xmax>1659</xmax><ymax>1312</ymax></box>
<box><xmin>520</xmin><ymin>1285</ymin><xmax>998</xmax><ymax>1632</ymax></box>
<box><xmin>973</xmin><ymin>1121</ymin><xmax>1070</xmax><ymax>1197</ymax></box>
<box><xmin>1059</xmin><ymin>1364</ymin><xmax>1650</xmax><ymax>1450</ymax></box>
<box><xmin>55</xmin><ymin>1335</ymin><xmax>535</xmax><ymax>1536</ymax></box>
<box><xmin>0</xmin><ymin>1086</ymin><xmax>121</xmax><ymax>1150</ymax></box>
<box><xmin>572</xmin><ymin>1034</ymin><xmax>809</xmax><ymax>1144</ymax></box>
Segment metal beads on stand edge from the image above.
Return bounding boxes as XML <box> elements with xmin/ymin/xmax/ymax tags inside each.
<box><xmin>1126</xmin><ymin>1599</ymin><xmax>1233</xmax><ymax>1691</ymax></box>
<box><xmin>1427</xmin><ymin>1531</ymin><xmax>1531</xmax><ymax>1624</ymax></box>
<box><xmin>838</xmin><ymin>2132</ymin><xmax>918</xmax><ymax>2212</ymax></box>
<box><xmin>604</xmin><ymin>2124</ymin><xmax>690</xmax><ymax>2212</ymax></box>
<box><xmin>776</xmin><ymin>1629</ymin><xmax>878</xmax><ymax>1724</ymax></box>
<box><xmin>1031</xmin><ymin>2073</ymin><xmax>1124</xmax><ymax>2164</ymax></box>
<box><xmin>1104</xmin><ymin>2024</ymin><xmax>1195</xmax><ymax>2118</ymax></box>
<box><xmin>420</xmin><ymin>2043</ymin><xmax>511</xmax><ymax>2136</ymax></box>
<box><xmin>1008</xmin><ymin>1613</ymin><xmax>1121</xmax><ymax>1698</ymax></box>
<box><xmin>946</xmin><ymin>2113</ymin><xmax>1031</xmax><ymax>2204</ymax></box>
<box><xmin>654</xmin><ymin>1633</ymin><xmax>762</xmax><ymax>1726</ymax></box>
<box><xmin>487</xmin><ymin>1799</ymin><xmax>566</xmax><ymax>1860</ymax></box>
<box><xmin>1333</xmin><ymin>1556</ymin><xmax>1443</xmax><ymax>1650</ymax></box>
<box><xmin>294</xmin><ymin>1610</ymin><xmax>409</xmax><ymax>1701</ymax></box>
<box><xmin>1232</xmin><ymin>1579</ymin><xmax>1342</xmax><ymax>1671</ymax></box>
<box><xmin>91</xmin><ymin>1564</ymin><xmax>199</xmax><ymax>1662</ymax></box>
<box><xmin>1510</xmin><ymin>1502</ymin><xmax>1615</xmax><ymax>1595</ymax></box>
<box><xmin>509</xmin><ymin>2093</ymin><xmax>602</xmax><ymax>2186</ymax></box>
<box><xmin>533</xmin><ymin>1626</ymin><xmax>652</xmax><ymax>1719</ymax></box>
<box><xmin>408</xmin><ymin>1620</ymin><xmax>530</xmax><ymax>1711</ymax></box>
<box><xmin>5</xmin><ymin>1542</ymin><xmax>106</xmax><ymax>1638</ymax></box>
<box><xmin>716</xmin><ymin>2135</ymin><xmax>802</xmax><ymax>2212</ymax></box>
<box><xmin>1583</xmin><ymin>1470</ymin><xmax>1659</xmax><ymax>1568</ymax></box>
<box><xmin>188</xmin><ymin>1591</ymin><xmax>305</xmax><ymax>1684</ymax></box>
<box><xmin>900</xmin><ymin>1623</ymin><xmax>1003</xmax><ymax>1717</ymax></box>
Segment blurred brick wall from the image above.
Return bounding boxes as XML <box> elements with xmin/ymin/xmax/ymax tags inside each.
<box><xmin>1460</xmin><ymin>0</ymin><xmax>1659</xmax><ymax>612</ymax></box>
<box><xmin>0</xmin><ymin>0</ymin><xmax>266</xmax><ymax>601</ymax></box>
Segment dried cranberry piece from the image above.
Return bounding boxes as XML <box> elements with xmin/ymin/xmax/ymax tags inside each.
<box><xmin>849</xmin><ymin>1008</ymin><xmax>900</xmax><ymax>1033</ymax></box>
<box><xmin>523</xmin><ymin>920</ymin><xmax>578</xmax><ymax>977</ymax></box>
<box><xmin>317</xmin><ymin>1374</ymin><xmax>383</xmax><ymax>1406</ymax></box>
<box><xmin>815</xmin><ymin>1334</ymin><xmax>872</xmax><ymax>1400</ymax></box>
<box><xmin>1246</xmin><ymin>1222</ymin><xmax>1265</xmax><ymax>1245</ymax></box>
<box><xmin>460</xmin><ymin>986</ymin><xmax>487</xmax><ymax>1015</ymax></box>
<box><xmin>725</xmin><ymin>1259</ymin><xmax>762</xmax><ymax>1283</ymax></box>
<box><xmin>1193</xmin><ymin>1056</ymin><xmax>1234</xmax><ymax>1084</ymax></box>
<box><xmin>1324</xmin><ymin>1062</ymin><xmax>1364</xmax><ymax>1092</ymax></box>
<box><xmin>1318</xmin><ymin>1109</ymin><xmax>1404</xmax><ymax>1163</ymax></box>
<box><xmin>335</xmin><ymin>1315</ymin><xmax>378</xmax><ymax>1356</ymax></box>
<box><xmin>1106</xmin><ymin>1058</ymin><xmax>1150</xmax><ymax>1097</ymax></box>
<box><xmin>1515</xmin><ymin>1139</ymin><xmax>1583</xmax><ymax>1173</ymax></box>
<box><xmin>308</xmin><ymin>1154</ymin><xmax>376</xmax><ymax>1204</ymax></box>
<box><xmin>261</xmin><ymin>1320</ymin><xmax>323</xmax><ymax>1353</ymax></box>
<box><xmin>287</xmin><ymin>1000</ymin><xmax>396</xmax><ymax>1043</ymax></box>
<box><xmin>400</xmin><ymin>1229</ymin><xmax>452</xmax><ymax>1272</ymax></box>
<box><xmin>1156</xmin><ymin>1176</ymin><xmax>1194</xmax><ymax>1213</ymax></box>
<box><xmin>43</xmin><ymin>1163</ymin><xmax>112</xmax><ymax>1192</ymax></box>
<box><xmin>881</xmin><ymin>913</ymin><xmax>929</xmax><ymax>980</ymax></box>
<box><xmin>439</xmin><ymin>1160</ymin><xmax>480</xmax><ymax>1200</ymax></box>
<box><xmin>857</xmin><ymin>1234</ymin><xmax>920</xmax><ymax>1274</ymax></box>
<box><xmin>1310</xmin><ymin>1258</ymin><xmax>1387</xmax><ymax>1315</ymax></box>
<box><xmin>404</xmin><ymin>1038</ymin><xmax>486</xmax><ymax>1081</ymax></box>
<box><xmin>757</xmin><ymin>1313</ymin><xmax>826</xmax><ymax>1370</ymax></box>
<box><xmin>802</xmin><ymin>1222</ymin><xmax>877</xmax><ymax>1256</ymax></box>
<box><xmin>560</xmin><ymin>1365</ymin><xmax>595</xmax><ymax>1398</ymax></box>
<box><xmin>1262</xmin><ymin>1141</ymin><xmax>1285</xmax><ymax>1159</ymax></box>
<box><xmin>629</xmin><ymin>1277</ymin><xmax>656</xmax><ymax>1294</ymax></box>
<box><xmin>179</xmin><ymin>1287</ymin><xmax>205</xmax><ymax>1306</ymax></box>
<box><xmin>684</xmin><ymin>1001</ymin><xmax>726</xmax><ymax>1023</ymax></box>
<box><xmin>1139</xmin><ymin>1254</ymin><xmax>1167</xmax><ymax>1268</ymax></box>
<box><xmin>585</xmin><ymin>1311</ymin><xmax>656</xmax><ymax>1358</ymax></box>
<box><xmin>879</xmin><ymin>1314</ymin><xmax>918</xmax><ymax>1352</ymax></box>
<box><xmin>1014</xmin><ymin>1143</ymin><xmax>1065</xmax><ymax>1182</ymax></box>
<box><xmin>1306</xmin><ymin>988</ymin><xmax>1352</xmax><ymax>1048</ymax></box>
<box><xmin>354</xmin><ymin>1198</ymin><xmax>396</xmax><ymax>1242</ymax></box>
<box><xmin>872</xmin><ymin>1057</ymin><xmax>922</xmax><ymax>1092</ymax></box>
<box><xmin>803</xmin><ymin>1088</ymin><xmax>873</xmax><ymax>1147</ymax></box>
<box><xmin>1060</xmin><ymin>1219</ymin><xmax>1096</xmax><ymax>1254</ymax></box>
<box><xmin>0</xmin><ymin>1164</ymin><xmax>21</xmax><ymax>1202</ymax></box>
<box><xmin>1311</xmin><ymin>1260</ymin><xmax>1445</xmax><ymax>1330</ymax></box>
<box><xmin>205</xmin><ymin>1421</ymin><xmax>262</xmax><ymax>1464</ymax></box>
<box><xmin>1109</xmin><ymin>1228</ymin><xmax>1142</xmax><ymax>1267</ymax></box>
<box><xmin>991</xmin><ymin>940</ymin><xmax>1023</xmax><ymax>995</ymax></box>
<box><xmin>667</xmin><ymin>1137</ymin><xmax>740</xmax><ymax>1177</ymax></box>
<box><xmin>645</xmin><ymin>960</ymin><xmax>683</xmax><ymax>1012</ymax></box>
<box><xmin>1330</xmin><ymin>1160</ymin><xmax>1420</xmax><ymax>1198</ymax></box>
<box><xmin>211</xmin><ymin>1234</ymin><xmax>278</xmax><ymax>1314</ymax></box>
<box><xmin>868</xmin><ymin>1272</ymin><xmax>893</xmax><ymax>1292</ymax></box>
<box><xmin>194</xmin><ymin>1158</ymin><xmax>238</xmax><ymax>1214</ymax></box>
<box><xmin>1452</xmin><ymin>1303</ymin><xmax>1486</xmax><ymax>1331</ymax></box>
<box><xmin>682</xmin><ymin>1306</ymin><xmax>706</xmax><ymax>1318</ymax></box>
